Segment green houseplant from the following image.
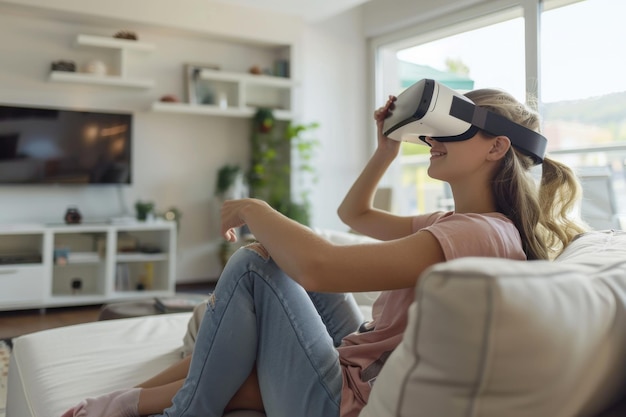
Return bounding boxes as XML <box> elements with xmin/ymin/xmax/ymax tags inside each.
<box><xmin>248</xmin><ymin>108</ymin><xmax>319</xmax><ymax>225</ymax></box>
<box><xmin>135</xmin><ymin>200</ymin><xmax>155</xmax><ymax>221</ymax></box>
<box><xmin>215</xmin><ymin>164</ymin><xmax>242</xmax><ymax>198</ymax></box>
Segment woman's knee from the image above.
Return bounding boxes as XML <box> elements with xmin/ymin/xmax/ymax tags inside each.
<box><xmin>225</xmin><ymin>243</ymin><xmax>271</xmax><ymax>267</ymax></box>
<box><xmin>243</xmin><ymin>242</ymin><xmax>270</xmax><ymax>260</ymax></box>
<box><xmin>218</xmin><ymin>244</ymin><xmax>276</xmax><ymax>291</ymax></box>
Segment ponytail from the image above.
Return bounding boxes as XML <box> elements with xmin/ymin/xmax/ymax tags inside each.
<box><xmin>536</xmin><ymin>156</ymin><xmax>588</xmax><ymax>258</ymax></box>
<box><xmin>466</xmin><ymin>88</ymin><xmax>588</xmax><ymax>260</ymax></box>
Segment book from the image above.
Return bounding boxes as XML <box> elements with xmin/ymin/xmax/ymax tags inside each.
<box><xmin>154</xmin><ymin>295</ymin><xmax>207</xmax><ymax>313</ymax></box>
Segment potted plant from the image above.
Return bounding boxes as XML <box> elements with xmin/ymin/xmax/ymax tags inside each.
<box><xmin>135</xmin><ymin>200</ymin><xmax>155</xmax><ymax>221</ymax></box>
<box><xmin>215</xmin><ymin>164</ymin><xmax>242</xmax><ymax>199</ymax></box>
<box><xmin>247</xmin><ymin>108</ymin><xmax>319</xmax><ymax>225</ymax></box>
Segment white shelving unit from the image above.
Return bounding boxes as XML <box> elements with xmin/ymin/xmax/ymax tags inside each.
<box><xmin>49</xmin><ymin>34</ymin><xmax>155</xmax><ymax>88</ymax></box>
<box><xmin>0</xmin><ymin>225</ymin><xmax>46</xmax><ymax>309</ymax></box>
<box><xmin>0</xmin><ymin>221</ymin><xmax>176</xmax><ymax>310</ymax></box>
<box><xmin>151</xmin><ymin>69</ymin><xmax>295</xmax><ymax>119</ymax></box>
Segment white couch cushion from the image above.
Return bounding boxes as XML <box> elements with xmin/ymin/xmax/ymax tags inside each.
<box><xmin>361</xmin><ymin>230</ymin><xmax>626</xmax><ymax>417</ymax></box>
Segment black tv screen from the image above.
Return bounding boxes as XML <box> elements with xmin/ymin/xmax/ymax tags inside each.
<box><xmin>0</xmin><ymin>104</ymin><xmax>132</xmax><ymax>184</ymax></box>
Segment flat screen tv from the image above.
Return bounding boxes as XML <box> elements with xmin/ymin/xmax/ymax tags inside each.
<box><xmin>0</xmin><ymin>104</ymin><xmax>132</xmax><ymax>184</ymax></box>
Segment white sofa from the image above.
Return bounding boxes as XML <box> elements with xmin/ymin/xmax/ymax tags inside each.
<box><xmin>7</xmin><ymin>229</ymin><xmax>626</xmax><ymax>417</ymax></box>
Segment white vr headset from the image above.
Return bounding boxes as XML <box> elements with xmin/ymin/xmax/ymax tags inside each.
<box><xmin>382</xmin><ymin>79</ymin><xmax>547</xmax><ymax>165</ymax></box>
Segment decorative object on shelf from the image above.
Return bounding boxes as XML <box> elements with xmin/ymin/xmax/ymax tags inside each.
<box><xmin>113</xmin><ymin>30</ymin><xmax>138</xmax><ymax>40</ymax></box>
<box><xmin>64</xmin><ymin>206</ymin><xmax>82</xmax><ymax>224</ymax></box>
<box><xmin>53</xmin><ymin>247</ymin><xmax>69</xmax><ymax>265</ymax></box>
<box><xmin>183</xmin><ymin>62</ymin><xmax>220</xmax><ymax>105</ymax></box>
<box><xmin>273</xmin><ymin>59</ymin><xmax>290</xmax><ymax>77</ymax></box>
<box><xmin>135</xmin><ymin>200</ymin><xmax>155</xmax><ymax>221</ymax></box>
<box><xmin>163</xmin><ymin>207</ymin><xmax>182</xmax><ymax>232</ymax></box>
<box><xmin>200</xmin><ymin>88</ymin><xmax>216</xmax><ymax>105</ymax></box>
<box><xmin>248</xmin><ymin>108</ymin><xmax>320</xmax><ymax>225</ymax></box>
<box><xmin>140</xmin><ymin>262</ymin><xmax>154</xmax><ymax>290</ymax></box>
<box><xmin>159</xmin><ymin>94</ymin><xmax>180</xmax><ymax>103</ymax></box>
<box><xmin>249</xmin><ymin>65</ymin><xmax>262</xmax><ymax>75</ymax></box>
<box><xmin>217</xmin><ymin>91</ymin><xmax>228</xmax><ymax>109</ymax></box>
<box><xmin>51</xmin><ymin>60</ymin><xmax>76</xmax><ymax>72</ymax></box>
<box><xmin>71</xmin><ymin>278</ymin><xmax>83</xmax><ymax>295</ymax></box>
<box><xmin>83</xmin><ymin>59</ymin><xmax>107</xmax><ymax>75</ymax></box>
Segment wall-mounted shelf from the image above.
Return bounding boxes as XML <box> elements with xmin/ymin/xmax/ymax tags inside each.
<box><xmin>74</xmin><ymin>34</ymin><xmax>155</xmax><ymax>52</ymax></box>
<box><xmin>48</xmin><ymin>33</ymin><xmax>155</xmax><ymax>88</ymax></box>
<box><xmin>198</xmin><ymin>70</ymin><xmax>293</xmax><ymax>88</ymax></box>
<box><xmin>49</xmin><ymin>71</ymin><xmax>155</xmax><ymax>88</ymax></box>
<box><xmin>151</xmin><ymin>69</ymin><xmax>295</xmax><ymax>119</ymax></box>
<box><xmin>151</xmin><ymin>101</ymin><xmax>293</xmax><ymax>120</ymax></box>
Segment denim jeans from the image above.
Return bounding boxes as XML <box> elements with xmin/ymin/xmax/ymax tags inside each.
<box><xmin>155</xmin><ymin>245</ymin><xmax>364</xmax><ymax>417</ymax></box>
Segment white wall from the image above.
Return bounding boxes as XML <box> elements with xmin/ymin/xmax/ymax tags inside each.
<box><xmin>361</xmin><ymin>0</ymin><xmax>488</xmax><ymax>38</ymax></box>
<box><xmin>0</xmin><ymin>0</ymin><xmax>369</xmax><ymax>281</ymax></box>
<box><xmin>301</xmin><ymin>9</ymin><xmax>368</xmax><ymax>231</ymax></box>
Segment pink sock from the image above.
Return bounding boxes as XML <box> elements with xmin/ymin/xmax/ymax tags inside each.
<box><xmin>60</xmin><ymin>388</ymin><xmax>140</xmax><ymax>417</ymax></box>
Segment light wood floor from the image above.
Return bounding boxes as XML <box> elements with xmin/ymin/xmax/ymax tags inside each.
<box><xmin>0</xmin><ymin>282</ymin><xmax>215</xmax><ymax>340</ymax></box>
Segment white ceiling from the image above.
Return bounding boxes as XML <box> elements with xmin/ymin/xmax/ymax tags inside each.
<box><xmin>217</xmin><ymin>0</ymin><xmax>372</xmax><ymax>21</ymax></box>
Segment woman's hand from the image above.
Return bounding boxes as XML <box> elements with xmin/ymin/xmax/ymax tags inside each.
<box><xmin>374</xmin><ymin>95</ymin><xmax>401</xmax><ymax>156</ymax></box>
<box><xmin>220</xmin><ymin>198</ymin><xmax>270</xmax><ymax>242</ymax></box>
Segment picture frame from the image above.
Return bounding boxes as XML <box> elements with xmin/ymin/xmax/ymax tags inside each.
<box><xmin>184</xmin><ymin>62</ymin><xmax>220</xmax><ymax>105</ymax></box>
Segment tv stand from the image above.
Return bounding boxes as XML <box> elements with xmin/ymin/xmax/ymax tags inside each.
<box><xmin>0</xmin><ymin>221</ymin><xmax>176</xmax><ymax>311</ymax></box>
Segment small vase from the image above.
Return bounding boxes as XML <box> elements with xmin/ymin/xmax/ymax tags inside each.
<box><xmin>64</xmin><ymin>207</ymin><xmax>82</xmax><ymax>224</ymax></box>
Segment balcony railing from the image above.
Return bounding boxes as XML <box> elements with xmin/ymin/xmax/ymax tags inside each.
<box><xmin>398</xmin><ymin>143</ymin><xmax>626</xmax><ymax>229</ymax></box>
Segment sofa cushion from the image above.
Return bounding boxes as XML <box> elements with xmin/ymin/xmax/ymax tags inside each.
<box><xmin>361</xmin><ymin>230</ymin><xmax>626</xmax><ymax>417</ymax></box>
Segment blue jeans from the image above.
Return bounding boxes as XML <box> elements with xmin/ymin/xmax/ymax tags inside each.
<box><xmin>156</xmin><ymin>245</ymin><xmax>364</xmax><ymax>417</ymax></box>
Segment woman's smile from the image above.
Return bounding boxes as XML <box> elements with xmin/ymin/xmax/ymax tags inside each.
<box><xmin>430</xmin><ymin>149</ymin><xmax>447</xmax><ymax>160</ymax></box>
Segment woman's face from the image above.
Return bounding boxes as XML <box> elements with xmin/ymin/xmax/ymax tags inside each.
<box><xmin>425</xmin><ymin>132</ymin><xmax>501</xmax><ymax>184</ymax></box>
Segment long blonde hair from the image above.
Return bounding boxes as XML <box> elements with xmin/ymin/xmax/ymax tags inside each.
<box><xmin>465</xmin><ymin>89</ymin><xmax>588</xmax><ymax>260</ymax></box>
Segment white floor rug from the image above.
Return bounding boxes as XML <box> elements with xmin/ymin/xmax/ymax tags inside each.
<box><xmin>0</xmin><ymin>340</ymin><xmax>9</xmax><ymax>417</ymax></box>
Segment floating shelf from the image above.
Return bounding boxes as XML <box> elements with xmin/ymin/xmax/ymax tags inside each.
<box><xmin>49</xmin><ymin>71</ymin><xmax>155</xmax><ymax>88</ymax></box>
<box><xmin>75</xmin><ymin>34</ymin><xmax>155</xmax><ymax>52</ymax></box>
<box><xmin>152</xmin><ymin>69</ymin><xmax>295</xmax><ymax>119</ymax></box>
<box><xmin>151</xmin><ymin>101</ymin><xmax>293</xmax><ymax>120</ymax></box>
<box><xmin>49</xmin><ymin>33</ymin><xmax>155</xmax><ymax>88</ymax></box>
<box><xmin>199</xmin><ymin>69</ymin><xmax>294</xmax><ymax>88</ymax></box>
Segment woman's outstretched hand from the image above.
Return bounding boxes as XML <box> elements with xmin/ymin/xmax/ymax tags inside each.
<box><xmin>374</xmin><ymin>95</ymin><xmax>401</xmax><ymax>156</ymax></box>
<box><xmin>220</xmin><ymin>198</ymin><xmax>270</xmax><ymax>242</ymax></box>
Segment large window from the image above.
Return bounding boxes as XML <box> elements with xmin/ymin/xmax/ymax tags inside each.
<box><xmin>541</xmin><ymin>0</ymin><xmax>626</xmax><ymax>229</ymax></box>
<box><xmin>377</xmin><ymin>9</ymin><xmax>525</xmax><ymax>215</ymax></box>
<box><xmin>375</xmin><ymin>0</ymin><xmax>625</xmax><ymax>229</ymax></box>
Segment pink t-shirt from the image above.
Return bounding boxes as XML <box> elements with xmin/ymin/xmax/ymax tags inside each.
<box><xmin>337</xmin><ymin>211</ymin><xmax>526</xmax><ymax>417</ymax></box>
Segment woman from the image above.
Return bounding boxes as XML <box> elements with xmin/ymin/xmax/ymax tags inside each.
<box><xmin>62</xmin><ymin>87</ymin><xmax>586</xmax><ymax>417</ymax></box>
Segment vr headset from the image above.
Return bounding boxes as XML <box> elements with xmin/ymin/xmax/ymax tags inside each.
<box><xmin>382</xmin><ymin>79</ymin><xmax>547</xmax><ymax>165</ymax></box>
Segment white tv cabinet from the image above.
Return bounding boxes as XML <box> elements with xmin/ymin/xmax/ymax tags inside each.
<box><xmin>0</xmin><ymin>221</ymin><xmax>176</xmax><ymax>311</ymax></box>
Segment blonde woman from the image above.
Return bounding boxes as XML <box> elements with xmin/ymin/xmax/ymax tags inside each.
<box><xmin>62</xmin><ymin>86</ymin><xmax>586</xmax><ymax>417</ymax></box>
